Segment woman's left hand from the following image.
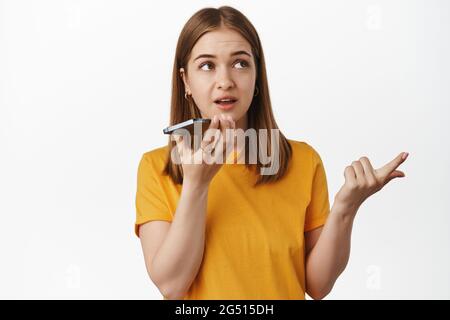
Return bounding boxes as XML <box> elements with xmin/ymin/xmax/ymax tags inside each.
<box><xmin>334</xmin><ymin>152</ymin><xmax>409</xmax><ymax>212</ymax></box>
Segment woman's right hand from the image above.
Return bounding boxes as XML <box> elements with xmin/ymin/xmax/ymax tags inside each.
<box><xmin>172</xmin><ymin>114</ymin><xmax>236</xmax><ymax>187</ymax></box>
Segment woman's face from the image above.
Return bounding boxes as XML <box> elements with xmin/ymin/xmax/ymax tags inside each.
<box><xmin>180</xmin><ymin>27</ymin><xmax>256</xmax><ymax>129</ymax></box>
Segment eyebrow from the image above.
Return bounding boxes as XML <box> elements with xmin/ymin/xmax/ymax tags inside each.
<box><xmin>193</xmin><ymin>50</ymin><xmax>252</xmax><ymax>62</ymax></box>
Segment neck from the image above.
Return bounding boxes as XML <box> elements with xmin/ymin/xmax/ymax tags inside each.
<box><xmin>232</xmin><ymin>113</ymin><xmax>248</xmax><ymax>162</ymax></box>
<box><xmin>235</xmin><ymin>113</ymin><xmax>248</xmax><ymax>131</ymax></box>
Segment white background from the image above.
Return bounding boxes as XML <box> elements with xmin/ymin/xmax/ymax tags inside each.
<box><xmin>1</xmin><ymin>0</ymin><xmax>449</xmax><ymax>299</ymax></box>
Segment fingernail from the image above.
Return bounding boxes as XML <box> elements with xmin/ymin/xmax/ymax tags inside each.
<box><xmin>402</xmin><ymin>152</ymin><xmax>409</xmax><ymax>160</ymax></box>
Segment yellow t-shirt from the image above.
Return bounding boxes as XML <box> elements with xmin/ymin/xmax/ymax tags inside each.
<box><xmin>134</xmin><ymin>139</ymin><xmax>330</xmax><ymax>300</ymax></box>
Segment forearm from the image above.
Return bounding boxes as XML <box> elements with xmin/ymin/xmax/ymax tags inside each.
<box><xmin>151</xmin><ymin>180</ymin><xmax>209</xmax><ymax>299</ymax></box>
<box><xmin>305</xmin><ymin>200</ymin><xmax>358</xmax><ymax>299</ymax></box>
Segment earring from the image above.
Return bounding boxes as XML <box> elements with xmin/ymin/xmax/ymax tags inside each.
<box><xmin>254</xmin><ymin>86</ymin><xmax>259</xmax><ymax>97</ymax></box>
<box><xmin>184</xmin><ymin>92</ymin><xmax>190</xmax><ymax>100</ymax></box>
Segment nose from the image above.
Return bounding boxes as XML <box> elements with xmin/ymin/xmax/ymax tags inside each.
<box><xmin>216</xmin><ymin>67</ymin><xmax>234</xmax><ymax>90</ymax></box>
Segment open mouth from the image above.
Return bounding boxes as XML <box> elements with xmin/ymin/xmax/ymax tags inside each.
<box><xmin>214</xmin><ymin>97</ymin><xmax>238</xmax><ymax>111</ymax></box>
<box><xmin>214</xmin><ymin>98</ymin><xmax>238</xmax><ymax>106</ymax></box>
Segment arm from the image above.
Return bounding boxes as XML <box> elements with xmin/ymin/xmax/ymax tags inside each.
<box><xmin>304</xmin><ymin>201</ymin><xmax>357</xmax><ymax>300</ymax></box>
<box><xmin>141</xmin><ymin>180</ymin><xmax>209</xmax><ymax>300</ymax></box>
<box><xmin>305</xmin><ymin>152</ymin><xmax>409</xmax><ymax>299</ymax></box>
<box><xmin>140</xmin><ymin>114</ymin><xmax>234</xmax><ymax>299</ymax></box>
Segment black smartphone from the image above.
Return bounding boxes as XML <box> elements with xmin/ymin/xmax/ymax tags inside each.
<box><xmin>163</xmin><ymin>118</ymin><xmax>211</xmax><ymax>135</ymax></box>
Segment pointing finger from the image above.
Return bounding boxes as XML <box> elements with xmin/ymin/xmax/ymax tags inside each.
<box><xmin>375</xmin><ymin>152</ymin><xmax>409</xmax><ymax>181</ymax></box>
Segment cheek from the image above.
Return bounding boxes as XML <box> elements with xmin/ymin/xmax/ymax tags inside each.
<box><xmin>190</xmin><ymin>78</ymin><xmax>212</xmax><ymax>102</ymax></box>
<box><xmin>188</xmin><ymin>77</ymin><xmax>214</xmax><ymax>116</ymax></box>
<box><xmin>190</xmin><ymin>78</ymin><xmax>210</xmax><ymax>95</ymax></box>
<box><xmin>236</xmin><ymin>76</ymin><xmax>256</xmax><ymax>100</ymax></box>
<box><xmin>237</xmin><ymin>69</ymin><xmax>255</xmax><ymax>85</ymax></box>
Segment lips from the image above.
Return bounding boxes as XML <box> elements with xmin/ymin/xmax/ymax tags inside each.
<box><xmin>214</xmin><ymin>100</ymin><xmax>237</xmax><ymax>110</ymax></box>
<box><xmin>214</xmin><ymin>95</ymin><xmax>238</xmax><ymax>104</ymax></box>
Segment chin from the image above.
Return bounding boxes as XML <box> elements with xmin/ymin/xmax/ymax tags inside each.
<box><xmin>206</xmin><ymin>107</ymin><xmax>247</xmax><ymax>123</ymax></box>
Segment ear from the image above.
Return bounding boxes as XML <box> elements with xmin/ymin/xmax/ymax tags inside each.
<box><xmin>179</xmin><ymin>67</ymin><xmax>191</xmax><ymax>93</ymax></box>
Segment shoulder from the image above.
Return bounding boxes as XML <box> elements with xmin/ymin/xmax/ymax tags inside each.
<box><xmin>287</xmin><ymin>139</ymin><xmax>321</xmax><ymax>161</ymax></box>
<box><xmin>286</xmin><ymin>139</ymin><xmax>327</xmax><ymax>177</ymax></box>
<box><xmin>142</xmin><ymin>145</ymin><xmax>169</xmax><ymax>162</ymax></box>
<box><xmin>139</xmin><ymin>145</ymin><xmax>170</xmax><ymax>175</ymax></box>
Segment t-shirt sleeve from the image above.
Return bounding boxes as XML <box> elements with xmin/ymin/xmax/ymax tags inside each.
<box><xmin>304</xmin><ymin>146</ymin><xmax>330</xmax><ymax>232</ymax></box>
<box><xmin>135</xmin><ymin>153</ymin><xmax>173</xmax><ymax>238</ymax></box>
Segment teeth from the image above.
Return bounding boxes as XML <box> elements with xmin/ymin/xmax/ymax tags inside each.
<box><xmin>218</xmin><ymin>99</ymin><xmax>234</xmax><ymax>102</ymax></box>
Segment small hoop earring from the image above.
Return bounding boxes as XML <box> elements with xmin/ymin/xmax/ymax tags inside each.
<box><xmin>184</xmin><ymin>92</ymin><xmax>190</xmax><ymax>100</ymax></box>
<box><xmin>254</xmin><ymin>86</ymin><xmax>259</xmax><ymax>97</ymax></box>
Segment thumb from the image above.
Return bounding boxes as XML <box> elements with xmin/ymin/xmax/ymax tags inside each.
<box><xmin>383</xmin><ymin>170</ymin><xmax>406</xmax><ymax>186</ymax></box>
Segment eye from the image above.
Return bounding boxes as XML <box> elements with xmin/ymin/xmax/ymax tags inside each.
<box><xmin>234</xmin><ymin>60</ymin><xmax>249</xmax><ymax>69</ymax></box>
<box><xmin>199</xmin><ymin>62</ymin><xmax>214</xmax><ymax>71</ymax></box>
<box><xmin>198</xmin><ymin>60</ymin><xmax>249</xmax><ymax>71</ymax></box>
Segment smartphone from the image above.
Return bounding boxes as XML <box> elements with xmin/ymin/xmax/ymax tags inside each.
<box><xmin>163</xmin><ymin>118</ymin><xmax>211</xmax><ymax>135</ymax></box>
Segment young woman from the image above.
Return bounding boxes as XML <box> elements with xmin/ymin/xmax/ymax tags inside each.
<box><xmin>134</xmin><ymin>6</ymin><xmax>409</xmax><ymax>300</ymax></box>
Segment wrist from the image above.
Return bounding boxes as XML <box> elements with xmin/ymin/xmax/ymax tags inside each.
<box><xmin>182</xmin><ymin>178</ymin><xmax>210</xmax><ymax>193</ymax></box>
<box><xmin>332</xmin><ymin>199</ymin><xmax>360</xmax><ymax>219</ymax></box>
